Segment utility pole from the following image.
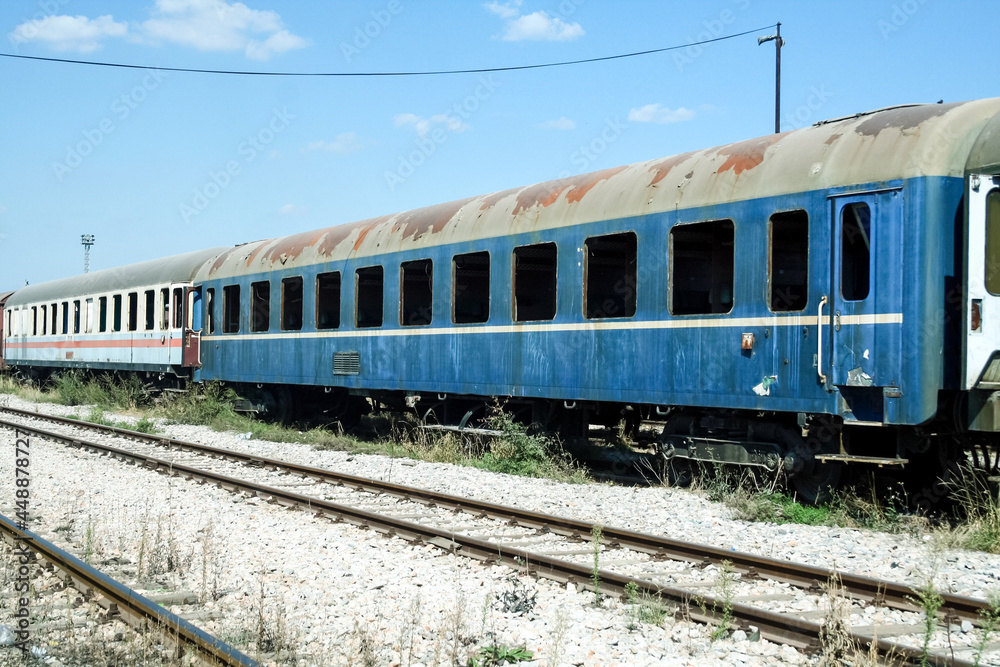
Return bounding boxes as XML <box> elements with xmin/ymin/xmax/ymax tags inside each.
<box><xmin>81</xmin><ymin>234</ymin><xmax>95</xmax><ymax>273</ymax></box>
<box><xmin>758</xmin><ymin>22</ymin><xmax>784</xmax><ymax>133</ymax></box>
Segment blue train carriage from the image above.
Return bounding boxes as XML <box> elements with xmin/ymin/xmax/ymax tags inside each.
<box><xmin>2</xmin><ymin>248</ymin><xmax>227</xmax><ymax>385</ymax></box>
<box><xmin>196</xmin><ymin>97</ymin><xmax>1000</xmax><ymax>502</ymax></box>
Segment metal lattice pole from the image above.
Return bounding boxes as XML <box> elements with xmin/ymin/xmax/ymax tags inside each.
<box><xmin>81</xmin><ymin>234</ymin><xmax>95</xmax><ymax>273</ymax></box>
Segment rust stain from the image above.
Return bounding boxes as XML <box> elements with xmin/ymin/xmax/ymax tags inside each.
<box><xmin>564</xmin><ymin>166</ymin><xmax>627</xmax><ymax>204</ymax></box>
<box><xmin>390</xmin><ymin>197</ymin><xmax>476</xmax><ymax>242</ymax></box>
<box><xmin>648</xmin><ymin>152</ymin><xmax>695</xmax><ymax>185</ymax></box>
<box><xmin>715</xmin><ymin>133</ymin><xmax>785</xmax><ymax>176</ymax></box>
<box><xmin>245</xmin><ymin>244</ymin><xmax>267</xmax><ymax>267</ymax></box>
<box><xmin>208</xmin><ymin>248</ymin><xmax>242</xmax><ymax>276</ymax></box>
<box><xmin>352</xmin><ymin>218</ymin><xmax>388</xmax><ymax>251</ymax></box>
<box><xmin>260</xmin><ymin>229</ymin><xmax>327</xmax><ymax>265</ymax></box>
<box><xmin>854</xmin><ymin>102</ymin><xmax>960</xmax><ymax>137</ymax></box>
<box><xmin>512</xmin><ymin>180</ymin><xmax>571</xmax><ymax>215</ymax></box>
<box><xmin>824</xmin><ymin>132</ymin><xmax>842</xmax><ymax>145</ymax></box>
<box><xmin>314</xmin><ymin>216</ymin><xmax>388</xmax><ymax>255</ymax></box>
<box><xmin>479</xmin><ymin>187</ymin><xmax>520</xmax><ymax>211</ymax></box>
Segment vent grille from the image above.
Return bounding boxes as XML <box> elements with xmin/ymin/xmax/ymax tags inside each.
<box><xmin>333</xmin><ymin>351</ymin><xmax>361</xmax><ymax>376</ymax></box>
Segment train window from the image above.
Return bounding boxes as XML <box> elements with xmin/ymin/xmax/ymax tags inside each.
<box><xmin>113</xmin><ymin>295</ymin><xmax>122</xmax><ymax>332</ymax></box>
<box><xmin>453</xmin><ymin>251</ymin><xmax>490</xmax><ymax>324</ymax></box>
<box><xmin>98</xmin><ymin>297</ymin><xmax>107</xmax><ymax>333</ymax></box>
<box><xmin>50</xmin><ymin>303</ymin><xmax>57</xmax><ymax>335</ymax></box>
<box><xmin>31</xmin><ymin>307</ymin><xmax>37</xmax><ymax>336</ymax></box>
<box><xmin>40</xmin><ymin>305</ymin><xmax>47</xmax><ymax>336</ymax></box>
<box><xmin>585</xmin><ymin>232</ymin><xmax>637</xmax><ymax>319</ymax></box>
<box><xmin>73</xmin><ymin>300</ymin><xmax>81</xmax><ymax>334</ymax></box>
<box><xmin>251</xmin><ymin>281</ymin><xmax>270</xmax><ymax>332</ymax></box>
<box><xmin>222</xmin><ymin>285</ymin><xmax>241</xmax><ymax>333</ymax></box>
<box><xmin>769</xmin><ymin>211</ymin><xmax>809</xmax><ymax>312</ymax></box>
<box><xmin>62</xmin><ymin>301</ymin><xmax>69</xmax><ymax>334</ymax></box>
<box><xmin>670</xmin><ymin>219</ymin><xmax>735</xmax><ymax>315</ymax></box>
<box><xmin>281</xmin><ymin>277</ymin><xmax>303</xmax><ymax>331</ymax></box>
<box><xmin>986</xmin><ymin>190</ymin><xmax>1000</xmax><ymax>295</ymax></box>
<box><xmin>513</xmin><ymin>242</ymin><xmax>557</xmax><ymax>322</ymax></box>
<box><xmin>841</xmin><ymin>203</ymin><xmax>871</xmax><ymax>301</ymax></box>
<box><xmin>85</xmin><ymin>298</ymin><xmax>94</xmax><ymax>333</ymax></box>
<box><xmin>160</xmin><ymin>288</ymin><xmax>169</xmax><ymax>329</ymax></box>
<box><xmin>127</xmin><ymin>293</ymin><xmax>138</xmax><ymax>332</ymax></box>
<box><xmin>401</xmin><ymin>259</ymin><xmax>433</xmax><ymax>326</ymax></box>
<box><xmin>172</xmin><ymin>288</ymin><xmax>184</xmax><ymax>329</ymax></box>
<box><xmin>356</xmin><ymin>266</ymin><xmax>384</xmax><ymax>328</ymax></box>
<box><xmin>205</xmin><ymin>288</ymin><xmax>215</xmax><ymax>334</ymax></box>
<box><xmin>316</xmin><ymin>272</ymin><xmax>341</xmax><ymax>330</ymax></box>
<box><xmin>144</xmin><ymin>290</ymin><xmax>155</xmax><ymax>330</ymax></box>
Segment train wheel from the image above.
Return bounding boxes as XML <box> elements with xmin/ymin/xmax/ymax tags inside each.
<box><xmin>657</xmin><ymin>414</ymin><xmax>696</xmax><ymax>488</ymax></box>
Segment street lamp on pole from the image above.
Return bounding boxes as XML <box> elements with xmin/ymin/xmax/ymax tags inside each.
<box><xmin>758</xmin><ymin>22</ymin><xmax>784</xmax><ymax>134</ymax></box>
<box><xmin>81</xmin><ymin>234</ymin><xmax>95</xmax><ymax>274</ymax></box>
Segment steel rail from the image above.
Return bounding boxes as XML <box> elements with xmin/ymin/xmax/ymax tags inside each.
<box><xmin>0</xmin><ymin>405</ymin><xmax>987</xmax><ymax>625</ymax></box>
<box><xmin>0</xmin><ymin>512</ymin><xmax>256</xmax><ymax>667</ymax></box>
<box><xmin>0</xmin><ymin>415</ymin><xmax>979</xmax><ymax>665</ymax></box>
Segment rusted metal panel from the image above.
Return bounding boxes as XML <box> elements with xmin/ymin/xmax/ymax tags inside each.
<box><xmin>197</xmin><ymin>98</ymin><xmax>1000</xmax><ymax>282</ymax></box>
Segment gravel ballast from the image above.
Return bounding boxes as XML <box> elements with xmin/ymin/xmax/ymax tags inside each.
<box><xmin>1</xmin><ymin>395</ymin><xmax>999</xmax><ymax>666</ymax></box>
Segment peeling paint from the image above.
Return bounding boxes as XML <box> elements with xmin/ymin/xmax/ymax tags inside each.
<box><xmin>564</xmin><ymin>166</ymin><xmax>628</xmax><ymax>204</ymax></box>
<box><xmin>847</xmin><ymin>367</ymin><xmax>874</xmax><ymax>387</ymax></box>
<box><xmin>752</xmin><ymin>376</ymin><xmax>778</xmax><ymax>396</ymax></box>
<box><xmin>715</xmin><ymin>134</ymin><xmax>786</xmax><ymax>176</ymax></box>
<box><xmin>390</xmin><ymin>197</ymin><xmax>476</xmax><ymax>241</ymax></box>
<box><xmin>648</xmin><ymin>152</ymin><xmax>695</xmax><ymax>185</ymax></box>
<box><xmin>854</xmin><ymin>102</ymin><xmax>960</xmax><ymax>137</ymax></box>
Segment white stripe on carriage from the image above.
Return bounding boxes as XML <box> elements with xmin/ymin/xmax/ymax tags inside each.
<box><xmin>202</xmin><ymin>312</ymin><xmax>903</xmax><ymax>341</ymax></box>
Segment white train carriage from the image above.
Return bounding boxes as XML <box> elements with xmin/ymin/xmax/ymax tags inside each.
<box><xmin>2</xmin><ymin>248</ymin><xmax>226</xmax><ymax>377</ymax></box>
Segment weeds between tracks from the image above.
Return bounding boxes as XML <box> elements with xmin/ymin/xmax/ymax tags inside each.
<box><xmin>0</xmin><ymin>373</ymin><xmax>588</xmax><ymax>484</ymax></box>
<box><xmin>9</xmin><ymin>372</ymin><xmax>1000</xmax><ymax>550</ymax></box>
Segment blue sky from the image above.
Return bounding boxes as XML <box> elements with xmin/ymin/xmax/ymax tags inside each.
<box><xmin>0</xmin><ymin>0</ymin><xmax>994</xmax><ymax>288</ymax></box>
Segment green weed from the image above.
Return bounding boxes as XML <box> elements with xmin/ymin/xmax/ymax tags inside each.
<box><xmin>710</xmin><ymin>560</ymin><xmax>736</xmax><ymax>640</ymax></box>
<box><xmin>590</xmin><ymin>524</ymin><xmax>603</xmax><ymax>606</ymax></box>
<box><xmin>467</xmin><ymin>644</ymin><xmax>533</xmax><ymax>666</ymax></box>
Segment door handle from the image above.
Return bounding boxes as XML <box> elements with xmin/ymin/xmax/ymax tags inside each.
<box><xmin>818</xmin><ymin>295</ymin><xmax>828</xmax><ymax>386</ymax></box>
<box><xmin>835</xmin><ymin>310</ymin><xmax>841</xmax><ymax>332</ymax></box>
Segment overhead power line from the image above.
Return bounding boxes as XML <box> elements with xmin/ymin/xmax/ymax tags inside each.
<box><xmin>0</xmin><ymin>24</ymin><xmax>776</xmax><ymax>77</ymax></box>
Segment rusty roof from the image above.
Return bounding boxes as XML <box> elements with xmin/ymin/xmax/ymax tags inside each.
<box><xmin>198</xmin><ymin>97</ymin><xmax>1000</xmax><ymax>281</ymax></box>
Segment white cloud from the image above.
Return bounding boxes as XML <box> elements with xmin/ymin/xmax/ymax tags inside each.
<box><xmin>483</xmin><ymin>0</ymin><xmax>522</xmax><ymax>19</ymax></box>
<box><xmin>484</xmin><ymin>2</ymin><xmax>583</xmax><ymax>42</ymax></box>
<box><xmin>8</xmin><ymin>1</ymin><xmax>307</xmax><ymax>59</ymax></box>
<box><xmin>502</xmin><ymin>11</ymin><xmax>584</xmax><ymax>41</ymax></box>
<box><xmin>278</xmin><ymin>203</ymin><xmax>307</xmax><ymax>216</ymax></box>
<box><xmin>7</xmin><ymin>14</ymin><xmax>128</xmax><ymax>52</ymax></box>
<box><xmin>141</xmin><ymin>0</ymin><xmax>307</xmax><ymax>59</ymax></box>
<box><xmin>394</xmin><ymin>113</ymin><xmax>469</xmax><ymax>137</ymax></box>
<box><xmin>540</xmin><ymin>117</ymin><xmax>575</xmax><ymax>130</ymax></box>
<box><xmin>302</xmin><ymin>132</ymin><xmax>362</xmax><ymax>154</ymax></box>
<box><xmin>628</xmin><ymin>104</ymin><xmax>696</xmax><ymax>124</ymax></box>
<box><xmin>245</xmin><ymin>29</ymin><xmax>307</xmax><ymax>60</ymax></box>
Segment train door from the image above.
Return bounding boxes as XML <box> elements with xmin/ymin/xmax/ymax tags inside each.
<box><xmin>964</xmin><ymin>173</ymin><xmax>1000</xmax><ymax>389</ymax></box>
<box><xmin>825</xmin><ymin>190</ymin><xmax>904</xmax><ymax>397</ymax></box>
<box><xmin>182</xmin><ymin>285</ymin><xmax>202</xmax><ymax>368</ymax></box>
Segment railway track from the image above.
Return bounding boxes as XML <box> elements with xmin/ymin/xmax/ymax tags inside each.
<box><xmin>0</xmin><ymin>405</ymin><xmax>995</xmax><ymax>666</ymax></box>
<box><xmin>0</xmin><ymin>510</ymin><xmax>256</xmax><ymax>666</ymax></box>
